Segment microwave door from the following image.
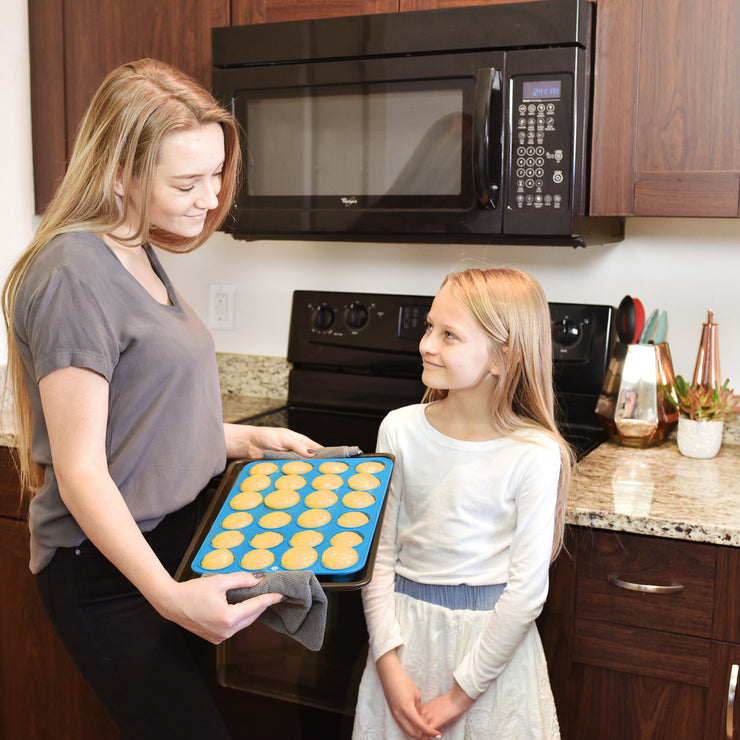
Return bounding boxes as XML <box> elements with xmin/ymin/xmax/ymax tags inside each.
<box><xmin>216</xmin><ymin>51</ymin><xmax>507</xmax><ymax>240</ymax></box>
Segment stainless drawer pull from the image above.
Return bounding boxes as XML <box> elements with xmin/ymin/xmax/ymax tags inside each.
<box><xmin>728</xmin><ymin>663</ymin><xmax>738</xmax><ymax>739</ymax></box>
<box><xmin>606</xmin><ymin>574</ymin><xmax>685</xmax><ymax>594</ymax></box>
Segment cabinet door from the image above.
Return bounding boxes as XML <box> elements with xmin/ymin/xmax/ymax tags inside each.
<box><xmin>714</xmin><ymin>545</ymin><xmax>740</xmax><ymax>644</ymax></box>
<box><xmin>0</xmin><ymin>516</ymin><xmax>117</xmax><ymax>739</ymax></box>
<box><xmin>591</xmin><ymin>0</ymin><xmax>740</xmax><ymax>217</ymax></box>
<box><xmin>633</xmin><ymin>0</ymin><xmax>739</xmax><ymax>216</ymax></box>
<box><xmin>707</xmin><ymin>642</ymin><xmax>740</xmax><ymax>740</ymax></box>
<box><xmin>589</xmin><ymin>0</ymin><xmax>641</xmax><ymax>216</ymax></box>
<box><xmin>232</xmin><ymin>1</ymin><xmax>398</xmax><ymax>25</ymax></box>
<box><xmin>537</xmin><ymin>527</ymin><xmax>577</xmax><ymax>737</ymax></box>
<box><xmin>29</xmin><ymin>0</ymin><xmax>230</xmax><ymax>213</ymax></box>
<box><xmin>0</xmin><ymin>446</ymin><xmax>25</xmax><ymax>519</ymax></box>
<box><xmin>570</xmin><ymin>529</ymin><xmax>716</xmax><ymax>739</ymax></box>
<box><xmin>571</xmin><ymin>619</ymin><xmax>709</xmax><ymax>740</ymax></box>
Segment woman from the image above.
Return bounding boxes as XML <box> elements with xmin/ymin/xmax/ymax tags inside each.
<box><xmin>2</xmin><ymin>58</ymin><xmax>317</xmax><ymax>738</ymax></box>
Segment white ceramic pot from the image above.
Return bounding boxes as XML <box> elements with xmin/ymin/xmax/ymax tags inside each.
<box><xmin>676</xmin><ymin>417</ymin><xmax>724</xmax><ymax>459</ymax></box>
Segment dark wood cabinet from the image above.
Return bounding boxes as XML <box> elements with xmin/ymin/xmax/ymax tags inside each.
<box><xmin>545</xmin><ymin>528</ymin><xmax>740</xmax><ymax>739</ymax></box>
<box><xmin>0</xmin><ymin>447</ymin><xmax>117</xmax><ymax>740</ymax></box>
<box><xmin>590</xmin><ymin>0</ymin><xmax>740</xmax><ymax>217</ymax></box>
<box><xmin>707</xmin><ymin>642</ymin><xmax>740</xmax><ymax>740</ymax></box>
<box><xmin>29</xmin><ymin>0</ymin><xmax>739</xmax><ymax>220</ymax></box>
<box><xmin>28</xmin><ymin>0</ymin><xmax>229</xmax><ymax>213</ymax></box>
<box><xmin>536</xmin><ymin>527</ymin><xmax>577</xmax><ymax>737</ymax></box>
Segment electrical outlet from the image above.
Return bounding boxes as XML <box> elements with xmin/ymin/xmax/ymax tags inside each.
<box><xmin>208</xmin><ymin>284</ymin><xmax>236</xmax><ymax>330</ymax></box>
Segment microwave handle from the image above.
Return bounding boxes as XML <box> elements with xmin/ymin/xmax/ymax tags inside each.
<box><xmin>473</xmin><ymin>67</ymin><xmax>503</xmax><ymax>210</ymax></box>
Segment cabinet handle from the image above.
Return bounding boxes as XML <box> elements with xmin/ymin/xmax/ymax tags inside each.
<box><xmin>728</xmin><ymin>663</ymin><xmax>738</xmax><ymax>739</ymax></box>
<box><xmin>606</xmin><ymin>574</ymin><xmax>685</xmax><ymax>594</ymax></box>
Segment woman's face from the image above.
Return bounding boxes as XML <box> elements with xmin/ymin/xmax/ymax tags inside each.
<box><xmin>130</xmin><ymin>122</ymin><xmax>225</xmax><ymax>238</ymax></box>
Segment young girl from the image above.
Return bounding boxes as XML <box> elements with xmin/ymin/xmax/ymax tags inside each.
<box><xmin>353</xmin><ymin>268</ymin><xmax>571</xmax><ymax>740</ymax></box>
<box><xmin>2</xmin><ymin>59</ymin><xmax>317</xmax><ymax>738</ymax></box>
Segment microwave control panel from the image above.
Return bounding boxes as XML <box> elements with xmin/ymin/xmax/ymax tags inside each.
<box><xmin>509</xmin><ymin>74</ymin><xmax>573</xmax><ymax>214</ymax></box>
<box><xmin>502</xmin><ymin>44</ymin><xmax>587</xmax><ymax>237</ymax></box>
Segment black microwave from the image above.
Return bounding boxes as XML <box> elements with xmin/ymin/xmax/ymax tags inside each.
<box><xmin>212</xmin><ymin>0</ymin><xmax>623</xmax><ymax>247</ymax></box>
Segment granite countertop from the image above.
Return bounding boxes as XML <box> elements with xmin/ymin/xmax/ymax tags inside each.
<box><xmin>219</xmin><ymin>353</ymin><xmax>288</xmax><ymax>423</ymax></box>
<box><xmin>570</xmin><ymin>415</ymin><xmax>740</xmax><ymax>547</ymax></box>
<box><xmin>0</xmin><ymin>353</ymin><xmax>290</xmax><ymax>445</ymax></box>
<box><xmin>3</xmin><ymin>354</ymin><xmax>740</xmax><ymax>548</ymax></box>
<box><xmin>221</xmin><ymin>393</ymin><xmax>285</xmax><ymax>424</ymax></box>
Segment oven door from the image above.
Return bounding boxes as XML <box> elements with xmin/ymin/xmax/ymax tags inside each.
<box><xmin>216</xmin><ymin>409</ymin><xmax>384</xmax><ymax>718</ymax></box>
<box><xmin>218</xmin><ymin>588</ymin><xmax>367</xmax><ymax>716</ymax></box>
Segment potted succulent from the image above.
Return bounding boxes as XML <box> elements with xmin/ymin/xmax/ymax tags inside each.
<box><xmin>664</xmin><ymin>376</ymin><xmax>740</xmax><ymax>458</ymax></box>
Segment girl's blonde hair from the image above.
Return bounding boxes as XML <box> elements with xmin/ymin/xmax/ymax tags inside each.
<box><xmin>422</xmin><ymin>267</ymin><xmax>573</xmax><ymax>560</ymax></box>
<box><xmin>2</xmin><ymin>58</ymin><xmax>242</xmax><ymax>497</ymax></box>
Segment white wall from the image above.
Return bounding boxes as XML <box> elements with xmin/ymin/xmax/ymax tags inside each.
<box><xmin>1</xmin><ymin>2</ymin><xmax>36</xmax><ymax>362</ymax></box>
<box><xmin>156</xmin><ymin>220</ymin><xmax>740</xmax><ymax>384</ymax></box>
<box><xmin>7</xmin><ymin>9</ymin><xmax>740</xmax><ymax>386</ymax></box>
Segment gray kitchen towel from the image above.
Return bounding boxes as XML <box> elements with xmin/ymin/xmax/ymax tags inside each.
<box><xmin>264</xmin><ymin>445</ymin><xmax>362</xmax><ymax>460</ymax></box>
<box><xmin>226</xmin><ymin>571</ymin><xmax>328</xmax><ymax>651</ymax></box>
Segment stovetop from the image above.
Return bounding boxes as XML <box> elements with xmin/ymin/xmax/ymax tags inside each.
<box><xmin>239</xmin><ymin>290</ymin><xmax>615</xmax><ymax>459</ymax></box>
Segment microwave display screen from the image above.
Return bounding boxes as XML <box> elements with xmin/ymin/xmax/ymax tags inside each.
<box><xmin>239</xmin><ymin>83</ymin><xmax>464</xmax><ymax>198</ymax></box>
<box><xmin>522</xmin><ymin>80</ymin><xmax>562</xmax><ymax>100</ymax></box>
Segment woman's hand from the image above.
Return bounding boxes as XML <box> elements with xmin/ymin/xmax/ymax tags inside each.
<box><xmin>224</xmin><ymin>423</ymin><xmax>319</xmax><ymax>459</ymax></box>
<box><xmin>420</xmin><ymin>681</ymin><xmax>474</xmax><ymax>734</ymax></box>
<box><xmin>157</xmin><ymin>571</ymin><xmax>283</xmax><ymax>644</ymax></box>
<box><xmin>376</xmin><ymin>650</ymin><xmax>442</xmax><ymax>739</ymax></box>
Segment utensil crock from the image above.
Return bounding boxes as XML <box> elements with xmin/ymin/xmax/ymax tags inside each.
<box><xmin>595</xmin><ymin>341</ymin><xmax>679</xmax><ymax>448</ymax></box>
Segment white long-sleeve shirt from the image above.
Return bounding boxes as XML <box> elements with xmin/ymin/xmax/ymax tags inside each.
<box><xmin>361</xmin><ymin>403</ymin><xmax>561</xmax><ymax>699</ymax></box>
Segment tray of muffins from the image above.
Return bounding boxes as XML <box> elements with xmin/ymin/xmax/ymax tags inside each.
<box><xmin>177</xmin><ymin>454</ymin><xmax>394</xmax><ymax>591</ymax></box>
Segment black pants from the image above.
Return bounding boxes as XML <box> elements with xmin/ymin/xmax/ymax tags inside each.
<box><xmin>35</xmin><ymin>492</ymin><xmax>231</xmax><ymax>740</ymax></box>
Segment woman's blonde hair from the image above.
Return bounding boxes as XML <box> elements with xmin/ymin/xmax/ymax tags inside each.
<box><xmin>2</xmin><ymin>58</ymin><xmax>242</xmax><ymax>496</ymax></box>
<box><xmin>422</xmin><ymin>268</ymin><xmax>573</xmax><ymax>560</ymax></box>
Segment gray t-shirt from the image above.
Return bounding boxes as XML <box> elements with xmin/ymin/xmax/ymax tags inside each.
<box><xmin>14</xmin><ymin>231</ymin><xmax>226</xmax><ymax>573</ymax></box>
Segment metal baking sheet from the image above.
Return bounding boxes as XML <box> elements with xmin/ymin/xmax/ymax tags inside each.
<box><xmin>177</xmin><ymin>454</ymin><xmax>393</xmax><ymax>591</ymax></box>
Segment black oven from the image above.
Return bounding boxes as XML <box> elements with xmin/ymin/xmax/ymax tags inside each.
<box><xmin>211</xmin><ymin>0</ymin><xmax>623</xmax><ymax>247</ymax></box>
<box><xmin>212</xmin><ymin>290</ymin><xmax>614</xmax><ymax>738</ymax></box>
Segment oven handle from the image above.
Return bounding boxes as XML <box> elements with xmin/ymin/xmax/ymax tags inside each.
<box><xmin>473</xmin><ymin>67</ymin><xmax>502</xmax><ymax>211</ymax></box>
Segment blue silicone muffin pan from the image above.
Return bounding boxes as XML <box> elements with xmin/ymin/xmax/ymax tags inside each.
<box><xmin>187</xmin><ymin>455</ymin><xmax>393</xmax><ymax>587</ymax></box>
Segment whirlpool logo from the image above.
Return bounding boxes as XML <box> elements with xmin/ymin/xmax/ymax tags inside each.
<box><xmin>340</xmin><ymin>196</ymin><xmax>358</xmax><ymax>207</ymax></box>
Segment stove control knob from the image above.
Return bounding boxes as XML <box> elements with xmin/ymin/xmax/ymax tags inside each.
<box><xmin>313</xmin><ymin>305</ymin><xmax>335</xmax><ymax>331</ymax></box>
<box><xmin>345</xmin><ymin>303</ymin><xmax>369</xmax><ymax>330</ymax></box>
<box><xmin>552</xmin><ymin>318</ymin><xmax>581</xmax><ymax>348</ymax></box>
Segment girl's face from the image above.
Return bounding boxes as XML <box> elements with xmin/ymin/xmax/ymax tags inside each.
<box><xmin>420</xmin><ymin>282</ymin><xmax>498</xmax><ymax>393</ymax></box>
<box><xmin>127</xmin><ymin>122</ymin><xmax>225</xmax><ymax>238</ymax></box>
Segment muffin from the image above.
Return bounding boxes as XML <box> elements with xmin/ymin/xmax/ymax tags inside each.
<box><xmin>296</xmin><ymin>509</ymin><xmax>332</xmax><ymax>528</ymax></box>
<box><xmin>221</xmin><ymin>512</ymin><xmax>254</xmax><ymax>529</ymax></box>
<box><xmin>200</xmin><ymin>548</ymin><xmax>234</xmax><ymax>570</ymax></box>
<box><xmin>281</xmin><ymin>546</ymin><xmax>318</xmax><ymax>570</ymax></box>
<box><xmin>321</xmin><ymin>545</ymin><xmax>359</xmax><ymax>570</ymax></box>
<box><xmin>240</xmin><ymin>549</ymin><xmax>275</xmax><ymax>570</ymax></box>
<box><xmin>355</xmin><ymin>461</ymin><xmax>386</xmax><ymax>474</ymax></box>
<box><xmin>342</xmin><ymin>491</ymin><xmax>376</xmax><ymax>509</ymax></box>
<box><xmin>282</xmin><ymin>460</ymin><xmax>313</xmax><ymax>475</ymax></box>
